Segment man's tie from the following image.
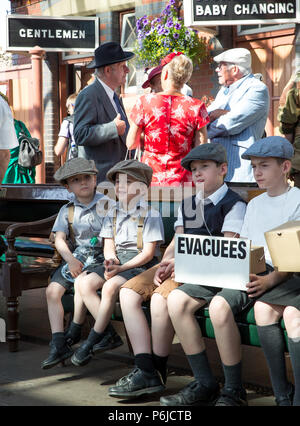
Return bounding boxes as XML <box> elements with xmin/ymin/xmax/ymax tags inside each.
<box><xmin>113</xmin><ymin>92</ymin><xmax>130</xmax><ymax>135</ymax></box>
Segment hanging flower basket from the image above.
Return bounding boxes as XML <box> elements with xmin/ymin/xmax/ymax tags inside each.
<box><xmin>134</xmin><ymin>0</ymin><xmax>211</xmax><ymax>68</ymax></box>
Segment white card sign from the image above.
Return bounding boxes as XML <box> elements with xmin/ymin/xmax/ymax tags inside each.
<box><xmin>175</xmin><ymin>234</ymin><xmax>250</xmax><ymax>291</ymax></box>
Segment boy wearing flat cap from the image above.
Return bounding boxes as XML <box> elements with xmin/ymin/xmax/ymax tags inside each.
<box><xmin>71</xmin><ymin>160</ymin><xmax>165</xmax><ymax>367</ymax></box>
<box><xmin>208</xmin><ymin>136</ymin><xmax>300</xmax><ymax>406</ymax></box>
<box><xmin>108</xmin><ymin>144</ymin><xmax>246</xmax><ymax>401</ymax></box>
<box><xmin>41</xmin><ymin>158</ymin><xmax>116</xmax><ymax>369</ymax></box>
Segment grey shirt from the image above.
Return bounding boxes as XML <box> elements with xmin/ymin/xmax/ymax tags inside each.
<box><xmin>52</xmin><ymin>192</ymin><xmax>114</xmax><ymax>248</ymax></box>
<box><xmin>100</xmin><ymin>200</ymin><xmax>164</xmax><ymax>257</ymax></box>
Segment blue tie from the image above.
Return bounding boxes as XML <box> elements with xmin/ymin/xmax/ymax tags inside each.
<box><xmin>113</xmin><ymin>93</ymin><xmax>130</xmax><ymax>135</ymax></box>
<box><xmin>224</xmin><ymin>87</ymin><xmax>229</xmax><ymax>95</ymax></box>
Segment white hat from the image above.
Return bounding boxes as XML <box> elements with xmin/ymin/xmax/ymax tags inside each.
<box><xmin>213</xmin><ymin>48</ymin><xmax>251</xmax><ymax>69</ymax></box>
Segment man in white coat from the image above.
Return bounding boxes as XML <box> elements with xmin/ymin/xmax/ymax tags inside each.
<box><xmin>207</xmin><ymin>48</ymin><xmax>270</xmax><ymax>183</ymax></box>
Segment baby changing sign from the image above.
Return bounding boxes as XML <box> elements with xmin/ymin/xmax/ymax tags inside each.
<box><xmin>174</xmin><ymin>234</ymin><xmax>250</xmax><ymax>291</ymax></box>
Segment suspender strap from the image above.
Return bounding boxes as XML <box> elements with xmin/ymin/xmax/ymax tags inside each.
<box><xmin>68</xmin><ymin>204</ymin><xmax>76</xmax><ymax>246</ymax></box>
<box><xmin>137</xmin><ymin>215</ymin><xmax>145</xmax><ymax>252</ymax></box>
<box><xmin>112</xmin><ymin>209</ymin><xmax>147</xmax><ymax>253</ymax></box>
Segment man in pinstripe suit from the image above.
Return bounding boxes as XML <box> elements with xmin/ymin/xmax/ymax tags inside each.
<box><xmin>207</xmin><ymin>48</ymin><xmax>269</xmax><ymax>183</ymax></box>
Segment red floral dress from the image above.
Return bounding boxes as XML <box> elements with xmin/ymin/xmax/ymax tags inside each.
<box><xmin>130</xmin><ymin>93</ymin><xmax>210</xmax><ymax>186</ymax></box>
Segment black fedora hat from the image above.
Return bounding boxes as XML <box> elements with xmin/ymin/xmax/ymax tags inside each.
<box><xmin>86</xmin><ymin>42</ymin><xmax>135</xmax><ymax>69</ymax></box>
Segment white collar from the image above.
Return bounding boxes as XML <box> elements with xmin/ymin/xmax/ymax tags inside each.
<box><xmin>96</xmin><ymin>77</ymin><xmax>118</xmax><ymax>112</ymax></box>
<box><xmin>195</xmin><ymin>183</ymin><xmax>228</xmax><ymax>206</ymax></box>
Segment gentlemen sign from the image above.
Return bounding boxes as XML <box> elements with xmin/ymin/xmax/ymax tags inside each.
<box><xmin>174</xmin><ymin>234</ymin><xmax>251</xmax><ymax>291</ymax></box>
<box><xmin>7</xmin><ymin>15</ymin><xmax>99</xmax><ymax>52</ymax></box>
<box><xmin>183</xmin><ymin>0</ymin><xmax>300</xmax><ymax>26</ymax></box>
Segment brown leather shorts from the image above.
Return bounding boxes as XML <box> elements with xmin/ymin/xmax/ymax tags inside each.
<box><xmin>121</xmin><ymin>264</ymin><xmax>180</xmax><ymax>301</ymax></box>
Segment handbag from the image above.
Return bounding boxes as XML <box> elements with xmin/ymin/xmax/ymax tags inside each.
<box><xmin>18</xmin><ymin>132</ymin><xmax>43</xmax><ymax>168</ymax></box>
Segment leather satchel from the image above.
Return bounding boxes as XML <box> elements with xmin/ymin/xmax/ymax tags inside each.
<box><xmin>18</xmin><ymin>133</ymin><xmax>43</xmax><ymax>168</ymax></box>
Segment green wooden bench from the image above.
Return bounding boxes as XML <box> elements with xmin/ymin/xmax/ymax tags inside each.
<box><xmin>0</xmin><ymin>183</ymin><xmax>288</xmax><ymax>353</ymax></box>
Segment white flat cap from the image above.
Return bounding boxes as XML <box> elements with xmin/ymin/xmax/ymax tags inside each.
<box><xmin>213</xmin><ymin>48</ymin><xmax>251</xmax><ymax>69</ymax></box>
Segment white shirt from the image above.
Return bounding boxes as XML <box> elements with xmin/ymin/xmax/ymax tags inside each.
<box><xmin>240</xmin><ymin>186</ymin><xmax>300</xmax><ymax>266</ymax></box>
<box><xmin>96</xmin><ymin>77</ymin><xmax>119</xmax><ymax>115</ymax></box>
<box><xmin>0</xmin><ymin>97</ymin><xmax>18</xmax><ymax>150</ymax></box>
<box><xmin>174</xmin><ymin>183</ymin><xmax>246</xmax><ymax>235</ymax></box>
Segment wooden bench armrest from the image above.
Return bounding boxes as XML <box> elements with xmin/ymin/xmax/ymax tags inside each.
<box><xmin>4</xmin><ymin>214</ymin><xmax>57</xmax><ymax>240</ymax></box>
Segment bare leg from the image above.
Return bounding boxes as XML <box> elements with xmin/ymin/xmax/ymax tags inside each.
<box><xmin>46</xmin><ymin>282</ymin><xmax>66</xmax><ymax>333</ymax></box>
<box><xmin>151</xmin><ymin>293</ymin><xmax>175</xmax><ymax>357</ymax></box>
<box><xmin>93</xmin><ymin>276</ymin><xmax>126</xmax><ymax>333</ymax></box>
<box><xmin>76</xmin><ymin>272</ymin><xmax>104</xmax><ymax>319</ymax></box>
<box><xmin>167</xmin><ymin>290</ymin><xmax>206</xmax><ymax>355</ymax></box>
<box><xmin>209</xmin><ymin>295</ymin><xmax>241</xmax><ymax>365</ymax></box>
<box><xmin>119</xmin><ymin>287</ymin><xmax>151</xmax><ymax>354</ymax></box>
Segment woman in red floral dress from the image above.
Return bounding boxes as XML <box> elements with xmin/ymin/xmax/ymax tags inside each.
<box><xmin>127</xmin><ymin>53</ymin><xmax>209</xmax><ymax>186</ymax></box>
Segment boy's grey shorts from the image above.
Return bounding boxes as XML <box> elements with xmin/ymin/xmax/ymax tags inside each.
<box><xmin>175</xmin><ymin>267</ymin><xmax>273</xmax><ymax>316</ymax></box>
<box><xmin>49</xmin><ymin>254</ymin><xmax>105</xmax><ymax>293</ymax></box>
<box><xmin>175</xmin><ymin>284</ymin><xmax>253</xmax><ymax>316</ymax></box>
<box><xmin>88</xmin><ymin>249</ymin><xmax>159</xmax><ymax>281</ymax></box>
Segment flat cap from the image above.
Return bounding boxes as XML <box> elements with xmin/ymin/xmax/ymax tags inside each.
<box><xmin>241</xmin><ymin>136</ymin><xmax>294</xmax><ymax>160</ymax></box>
<box><xmin>106</xmin><ymin>159</ymin><xmax>153</xmax><ymax>187</ymax></box>
<box><xmin>214</xmin><ymin>48</ymin><xmax>251</xmax><ymax>69</ymax></box>
<box><xmin>181</xmin><ymin>143</ymin><xmax>227</xmax><ymax>171</ymax></box>
<box><xmin>54</xmin><ymin>157</ymin><xmax>98</xmax><ymax>183</ymax></box>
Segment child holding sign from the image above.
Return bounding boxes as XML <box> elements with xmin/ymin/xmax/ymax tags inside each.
<box><xmin>209</xmin><ymin>136</ymin><xmax>300</xmax><ymax>406</ymax></box>
<box><xmin>109</xmin><ymin>143</ymin><xmax>246</xmax><ymax>400</ymax></box>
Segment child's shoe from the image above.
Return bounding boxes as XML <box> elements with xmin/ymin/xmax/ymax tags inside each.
<box><xmin>214</xmin><ymin>386</ymin><xmax>248</xmax><ymax>406</ymax></box>
<box><xmin>64</xmin><ymin>321</ymin><xmax>82</xmax><ymax>346</ymax></box>
<box><xmin>160</xmin><ymin>380</ymin><xmax>219</xmax><ymax>406</ymax></box>
<box><xmin>41</xmin><ymin>341</ymin><xmax>73</xmax><ymax>369</ymax></box>
<box><xmin>108</xmin><ymin>367</ymin><xmax>165</xmax><ymax>398</ymax></box>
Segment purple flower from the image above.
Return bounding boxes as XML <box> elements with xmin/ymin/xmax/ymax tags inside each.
<box><xmin>173</xmin><ymin>33</ymin><xmax>179</xmax><ymax>39</ymax></box>
<box><xmin>166</xmin><ymin>19</ymin><xmax>173</xmax><ymax>28</ymax></box>
<box><xmin>142</xmin><ymin>18</ymin><xmax>149</xmax><ymax>26</ymax></box>
<box><xmin>174</xmin><ymin>23</ymin><xmax>181</xmax><ymax>30</ymax></box>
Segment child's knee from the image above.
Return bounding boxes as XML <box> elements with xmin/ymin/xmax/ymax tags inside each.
<box><xmin>209</xmin><ymin>295</ymin><xmax>232</xmax><ymax>325</ymax></box>
<box><xmin>283</xmin><ymin>306</ymin><xmax>300</xmax><ymax>334</ymax></box>
<box><xmin>120</xmin><ymin>287</ymin><xmax>142</xmax><ymax>308</ymax></box>
<box><xmin>167</xmin><ymin>290</ymin><xmax>187</xmax><ymax>318</ymax></box>
<box><xmin>254</xmin><ymin>301</ymin><xmax>282</xmax><ymax>325</ymax></box>
<box><xmin>46</xmin><ymin>283</ymin><xmax>63</xmax><ymax>302</ymax></box>
<box><xmin>102</xmin><ymin>280</ymin><xmax>121</xmax><ymax>299</ymax></box>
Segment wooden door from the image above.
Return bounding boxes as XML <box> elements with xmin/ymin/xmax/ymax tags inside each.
<box><xmin>236</xmin><ymin>29</ymin><xmax>295</xmax><ymax>137</ymax></box>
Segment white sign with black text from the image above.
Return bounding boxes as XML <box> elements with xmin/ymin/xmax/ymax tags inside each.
<box><xmin>183</xmin><ymin>0</ymin><xmax>300</xmax><ymax>26</ymax></box>
<box><xmin>174</xmin><ymin>234</ymin><xmax>250</xmax><ymax>291</ymax></box>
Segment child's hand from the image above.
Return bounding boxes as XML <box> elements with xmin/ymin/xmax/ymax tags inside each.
<box><xmin>246</xmin><ymin>274</ymin><xmax>273</xmax><ymax>298</ymax></box>
<box><xmin>104</xmin><ymin>258</ymin><xmax>120</xmax><ymax>279</ymax></box>
<box><xmin>68</xmin><ymin>258</ymin><xmax>84</xmax><ymax>278</ymax></box>
<box><xmin>153</xmin><ymin>260</ymin><xmax>174</xmax><ymax>286</ymax></box>
<box><xmin>104</xmin><ymin>263</ymin><xmax>122</xmax><ymax>280</ymax></box>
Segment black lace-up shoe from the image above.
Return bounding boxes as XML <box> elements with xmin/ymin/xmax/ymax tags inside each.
<box><xmin>41</xmin><ymin>342</ymin><xmax>73</xmax><ymax>370</ymax></box>
<box><xmin>109</xmin><ymin>367</ymin><xmax>165</xmax><ymax>398</ymax></box>
<box><xmin>215</xmin><ymin>387</ymin><xmax>248</xmax><ymax>406</ymax></box>
<box><xmin>71</xmin><ymin>340</ymin><xmax>93</xmax><ymax>366</ymax></box>
<box><xmin>160</xmin><ymin>380</ymin><xmax>219</xmax><ymax>406</ymax></box>
<box><xmin>92</xmin><ymin>332</ymin><xmax>123</xmax><ymax>354</ymax></box>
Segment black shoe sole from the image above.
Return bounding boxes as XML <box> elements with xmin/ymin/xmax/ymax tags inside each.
<box><xmin>41</xmin><ymin>350</ymin><xmax>73</xmax><ymax>370</ymax></box>
<box><xmin>92</xmin><ymin>338</ymin><xmax>123</xmax><ymax>354</ymax></box>
<box><xmin>109</xmin><ymin>384</ymin><xmax>165</xmax><ymax>399</ymax></box>
<box><xmin>160</xmin><ymin>391</ymin><xmax>220</xmax><ymax>406</ymax></box>
<box><xmin>71</xmin><ymin>352</ymin><xmax>93</xmax><ymax>367</ymax></box>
